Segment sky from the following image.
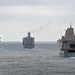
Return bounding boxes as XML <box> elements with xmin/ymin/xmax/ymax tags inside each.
<box><xmin>0</xmin><ymin>0</ymin><xmax>75</xmax><ymax>42</ymax></box>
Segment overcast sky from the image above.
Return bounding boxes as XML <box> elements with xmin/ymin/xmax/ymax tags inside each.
<box><xmin>0</xmin><ymin>0</ymin><xmax>75</xmax><ymax>42</ymax></box>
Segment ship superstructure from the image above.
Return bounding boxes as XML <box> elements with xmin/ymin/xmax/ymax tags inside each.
<box><xmin>57</xmin><ymin>24</ymin><xmax>75</xmax><ymax>57</ymax></box>
<box><xmin>23</xmin><ymin>32</ymin><xmax>34</xmax><ymax>48</ymax></box>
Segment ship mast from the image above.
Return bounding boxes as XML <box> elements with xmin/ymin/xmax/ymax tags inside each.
<box><xmin>70</xmin><ymin>22</ymin><xmax>72</xmax><ymax>28</ymax></box>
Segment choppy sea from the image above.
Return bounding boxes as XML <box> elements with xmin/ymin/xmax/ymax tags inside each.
<box><xmin>0</xmin><ymin>42</ymin><xmax>75</xmax><ymax>75</ymax></box>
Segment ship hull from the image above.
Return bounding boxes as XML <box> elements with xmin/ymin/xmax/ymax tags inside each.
<box><xmin>59</xmin><ymin>50</ymin><xmax>75</xmax><ymax>57</ymax></box>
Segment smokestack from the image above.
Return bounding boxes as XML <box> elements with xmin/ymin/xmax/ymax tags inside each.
<box><xmin>28</xmin><ymin>32</ymin><xmax>31</xmax><ymax>37</ymax></box>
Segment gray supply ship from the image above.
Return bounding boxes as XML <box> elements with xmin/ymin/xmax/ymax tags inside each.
<box><xmin>23</xmin><ymin>32</ymin><xmax>34</xmax><ymax>48</ymax></box>
<box><xmin>57</xmin><ymin>24</ymin><xmax>75</xmax><ymax>57</ymax></box>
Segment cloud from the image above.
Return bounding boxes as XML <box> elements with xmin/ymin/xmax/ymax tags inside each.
<box><xmin>0</xmin><ymin>5</ymin><xmax>75</xmax><ymax>19</ymax></box>
<box><xmin>0</xmin><ymin>0</ymin><xmax>75</xmax><ymax>5</ymax></box>
<box><xmin>0</xmin><ymin>1</ymin><xmax>75</xmax><ymax>41</ymax></box>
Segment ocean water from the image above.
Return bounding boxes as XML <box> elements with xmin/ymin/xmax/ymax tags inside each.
<box><xmin>0</xmin><ymin>42</ymin><xmax>75</xmax><ymax>75</ymax></box>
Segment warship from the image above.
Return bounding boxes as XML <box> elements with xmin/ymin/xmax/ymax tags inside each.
<box><xmin>23</xmin><ymin>32</ymin><xmax>34</xmax><ymax>48</ymax></box>
<box><xmin>57</xmin><ymin>24</ymin><xmax>75</xmax><ymax>57</ymax></box>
